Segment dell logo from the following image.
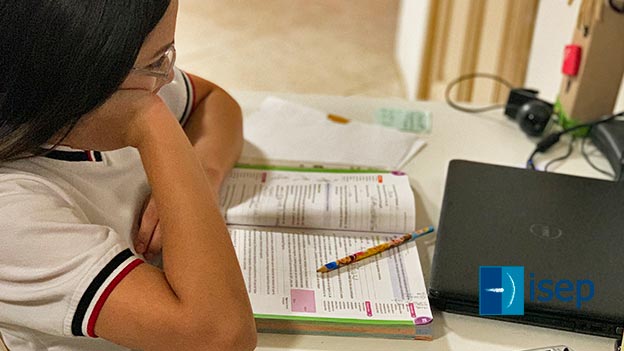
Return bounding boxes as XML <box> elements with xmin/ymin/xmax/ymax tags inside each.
<box><xmin>530</xmin><ymin>223</ymin><xmax>563</xmax><ymax>240</ymax></box>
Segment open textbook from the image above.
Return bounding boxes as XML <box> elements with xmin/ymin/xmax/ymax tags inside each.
<box><xmin>219</xmin><ymin>167</ymin><xmax>433</xmax><ymax>340</ymax></box>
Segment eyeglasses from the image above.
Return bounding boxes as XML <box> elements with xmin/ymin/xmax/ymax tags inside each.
<box><xmin>132</xmin><ymin>44</ymin><xmax>176</xmax><ymax>79</ymax></box>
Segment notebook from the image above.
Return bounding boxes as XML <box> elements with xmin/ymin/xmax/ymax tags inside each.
<box><xmin>429</xmin><ymin>160</ymin><xmax>624</xmax><ymax>338</ymax></box>
<box><xmin>219</xmin><ymin>166</ymin><xmax>433</xmax><ymax>340</ymax></box>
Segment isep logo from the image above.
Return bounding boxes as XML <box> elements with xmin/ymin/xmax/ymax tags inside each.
<box><xmin>479</xmin><ymin>266</ymin><xmax>524</xmax><ymax>315</ymax></box>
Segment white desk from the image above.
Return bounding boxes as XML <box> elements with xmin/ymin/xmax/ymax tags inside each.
<box><xmin>232</xmin><ymin>91</ymin><xmax>616</xmax><ymax>351</ymax></box>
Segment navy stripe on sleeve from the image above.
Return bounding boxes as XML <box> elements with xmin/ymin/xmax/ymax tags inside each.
<box><xmin>71</xmin><ymin>249</ymin><xmax>134</xmax><ymax>336</ymax></box>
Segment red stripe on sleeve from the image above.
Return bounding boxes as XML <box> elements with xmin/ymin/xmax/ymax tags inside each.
<box><xmin>86</xmin><ymin>258</ymin><xmax>144</xmax><ymax>337</ymax></box>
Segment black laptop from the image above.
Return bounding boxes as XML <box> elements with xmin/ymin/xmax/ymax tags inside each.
<box><xmin>429</xmin><ymin>160</ymin><xmax>624</xmax><ymax>338</ymax></box>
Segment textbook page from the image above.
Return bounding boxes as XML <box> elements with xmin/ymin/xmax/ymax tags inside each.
<box><xmin>230</xmin><ymin>227</ymin><xmax>433</xmax><ymax>324</ymax></box>
<box><xmin>219</xmin><ymin>168</ymin><xmax>416</xmax><ymax>234</ymax></box>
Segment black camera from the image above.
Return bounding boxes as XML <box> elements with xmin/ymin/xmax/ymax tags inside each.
<box><xmin>505</xmin><ymin>88</ymin><xmax>554</xmax><ymax>137</ymax></box>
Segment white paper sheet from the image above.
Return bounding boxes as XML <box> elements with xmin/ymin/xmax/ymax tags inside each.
<box><xmin>241</xmin><ymin>97</ymin><xmax>426</xmax><ymax>170</ymax></box>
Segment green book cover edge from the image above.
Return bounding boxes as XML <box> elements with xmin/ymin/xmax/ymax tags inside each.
<box><xmin>253</xmin><ymin>313</ymin><xmax>415</xmax><ymax>326</ymax></box>
<box><xmin>234</xmin><ymin>163</ymin><xmax>390</xmax><ymax>174</ymax></box>
<box><xmin>255</xmin><ymin>328</ymin><xmax>419</xmax><ymax>339</ymax></box>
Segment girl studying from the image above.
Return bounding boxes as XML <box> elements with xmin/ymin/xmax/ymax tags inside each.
<box><xmin>0</xmin><ymin>1</ymin><xmax>256</xmax><ymax>350</ymax></box>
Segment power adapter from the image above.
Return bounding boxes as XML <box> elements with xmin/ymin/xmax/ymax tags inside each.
<box><xmin>589</xmin><ymin>119</ymin><xmax>624</xmax><ymax>182</ymax></box>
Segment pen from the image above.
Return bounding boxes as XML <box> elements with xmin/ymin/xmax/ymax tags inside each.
<box><xmin>316</xmin><ymin>225</ymin><xmax>435</xmax><ymax>273</ymax></box>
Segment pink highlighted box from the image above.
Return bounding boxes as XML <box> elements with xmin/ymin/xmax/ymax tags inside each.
<box><xmin>290</xmin><ymin>289</ymin><xmax>316</xmax><ymax>313</ymax></box>
<box><xmin>365</xmin><ymin>301</ymin><xmax>372</xmax><ymax>316</ymax></box>
<box><xmin>408</xmin><ymin>303</ymin><xmax>416</xmax><ymax>318</ymax></box>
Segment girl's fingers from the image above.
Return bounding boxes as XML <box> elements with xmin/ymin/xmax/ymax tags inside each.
<box><xmin>144</xmin><ymin>223</ymin><xmax>163</xmax><ymax>261</ymax></box>
<box><xmin>135</xmin><ymin>196</ymin><xmax>158</xmax><ymax>254</ymax></box>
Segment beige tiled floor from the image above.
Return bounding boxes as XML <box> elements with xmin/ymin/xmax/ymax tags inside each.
<box><xmin>175</xmin><ymin>0</ymin><xmax>404</xmax><ymax>98</ymax></box>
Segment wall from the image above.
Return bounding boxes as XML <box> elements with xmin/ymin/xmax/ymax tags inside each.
<box><xmin>394</xmin><ymin>0</ymin><xmax>431</xmax><ymax>100</ymax></box>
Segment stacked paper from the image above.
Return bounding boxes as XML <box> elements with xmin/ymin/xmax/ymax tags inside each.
<box><xmin>240</xmin><ymin>97</ymin><xmax>426</xmax><ymax>170</ymax></box>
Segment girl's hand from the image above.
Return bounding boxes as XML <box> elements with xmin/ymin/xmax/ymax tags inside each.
<box><xmin>135</xmin><ymin>174</ymin><xmax>223</xmax><ymax>260</ymax></box>
<box><xmin>60</xmin><ymin>89</ymin><xmax>173</xmax><ymax>151</ymax></box>
<box><xmin>135</xmin><ymin>194</ymin><xmax>162</xmax><ymax>261</ymax></box>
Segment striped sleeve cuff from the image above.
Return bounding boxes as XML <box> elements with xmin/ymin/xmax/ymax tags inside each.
<box><xmin>71</xmin><ymin>249</ymin><xmax>144</xmax><ymax>338</ymax></box>
<box><xmin>179</xmin><ymin>70</ymin><xmax>196</xmax><ymax>126</ymax></box>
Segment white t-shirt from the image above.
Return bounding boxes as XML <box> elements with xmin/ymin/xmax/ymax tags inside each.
<box><xmin>0</xmin><ymin>67</ymin><xmax>195</xmax><ymax>351</ymax></box>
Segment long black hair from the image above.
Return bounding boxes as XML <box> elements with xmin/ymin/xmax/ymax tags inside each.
<box><xmin>0</xmin><ymin>0</ymin><xmax>171</xmax><ymax>161</ymax></box>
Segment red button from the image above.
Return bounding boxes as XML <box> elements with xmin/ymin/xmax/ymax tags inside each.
<box><xmin>562</xmin><ymin>44</ymin><xmax>582</xmax><ymax>76</ymax></box>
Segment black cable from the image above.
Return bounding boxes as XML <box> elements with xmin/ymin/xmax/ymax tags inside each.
<box><xmin>581</xmin><ymin>136</ymin><xmax>615</xmax><ymax>178</ymax></box>
<box><xmin>544</xmin><ymin>136</ymin><xmax>576</xmax><ymax>172</ymax></box>
<box><xmin>445</xmin><ymin>73</ymin><xmax>515</xmax><ymax>114</ymax></box>
<box><xmin>526</xmin><ymin>149</ymin><xmax>539</xmax><ymax>170</ymax></box>
<box><xmin>525</xmin><ymin>111</ymin><xmax>624</xmax><ymax>170</ymax></box>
